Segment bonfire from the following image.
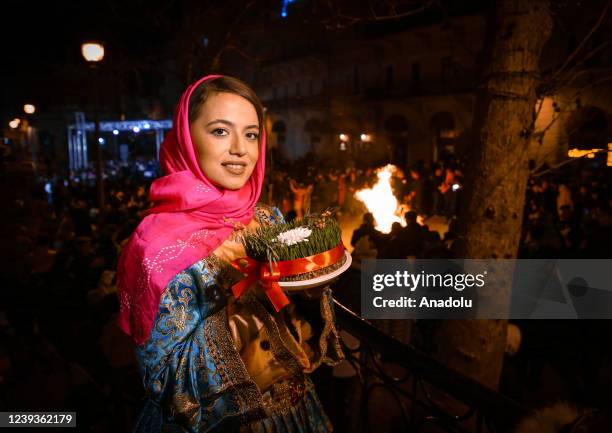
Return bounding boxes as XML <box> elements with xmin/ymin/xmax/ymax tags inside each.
<box><xmin>355</xmin><ymin>164</ymin><xmax>408</xmax><ymax>234</ymax></box>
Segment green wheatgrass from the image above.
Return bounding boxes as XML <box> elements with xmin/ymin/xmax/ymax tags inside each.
<box><xmin>243</xmin><ymin>215</ymin><xmax>342</xmax><ymax>264</ymax></box>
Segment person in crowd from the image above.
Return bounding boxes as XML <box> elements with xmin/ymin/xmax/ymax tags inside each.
<box><xmin>440</xmin><ymin>167</ymin><xmax>456</xmax><ymax>219</ymax></box>
<box><xmin>398</xmin><ymin>211</ymin><xmax>425</xmax><ymax>258</ymax></box>
<box><xmin>431</xmin><ymin>165</ymin><xmax>445</xmax><ymax>216</ymax></box>
<box><xmin>303</xmin><ymin>180</ymin><xmax>314</xmax><ymax>215</ymax></box>
<box><xmin>289</xmin><ymin>178</ymin><xmax>312</xmax><ymax>219</ymax></box>
<box><xmin>557</xmin><ymin>183</ymin><xmax>573</xmax><ymax>219</ymax></box>
<box><xmin>536</xmin><ymin>179</ymin><xmax>557</xmax><ymax>216</ymax></box>
<box><xmin>407</xmin><ymin>168</ymin><xmax>424</xmax><ymax>213</ymax></box>
<box><xmin>271</xmin><ymin>171</ymin><xmax>291</xmax><ymax>213</ymax></box>
<box><xmin>391</xmin><ymin>168</ymin><xmax>409</xmax><ymax>205</ymax></box>
<box><xmin>336</xmin><ymin>170</ymin><xmax>347</xmax><ymax>211</ymax></box>
<box><xmin>351</xmin><ymin>212</ymin><xmax>384</xmax><ymax>252</ymax></box>
<box><xmin>378</xmin><ymin>222</ymin><xmax>404</xmax><ymax>259</ymax></box>
<box><xmin>324</xmin><ymin>173</ymin><xmax>338</xmax><ymax>208</ymax></box>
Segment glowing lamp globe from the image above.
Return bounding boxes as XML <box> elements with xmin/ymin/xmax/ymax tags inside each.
<box><xmin>81</xmin><ymin>43</ymin><xmax>105</xmax><ymax>62</ymax></box>
<box><xmin>24</xmin><ymin>104</ymin><xmax>36</xmax><ymax>114</ymax></box>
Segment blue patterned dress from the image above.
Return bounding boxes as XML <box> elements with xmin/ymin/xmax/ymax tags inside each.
<box><xmin>133</xmin><ymin>205</ymin><xmax>344</xmax><ymax>433</ymax></box>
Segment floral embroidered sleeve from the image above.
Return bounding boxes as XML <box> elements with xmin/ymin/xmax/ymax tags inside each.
<box><xmin>134</xmin><ymin>262</ymin><xmax>235</xmax><ymax>431</ymax></box>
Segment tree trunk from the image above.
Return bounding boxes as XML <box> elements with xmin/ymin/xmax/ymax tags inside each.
<box><xmin>435</xmin><ymin>0</ymin><xmax>553</xmax><ymax>390</ymax></box>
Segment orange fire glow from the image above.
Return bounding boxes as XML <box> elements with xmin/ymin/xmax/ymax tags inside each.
<box><xmin>355</xmin><ymin>164</ymin><xmax>407</xmax><ymax>233</ymax></box>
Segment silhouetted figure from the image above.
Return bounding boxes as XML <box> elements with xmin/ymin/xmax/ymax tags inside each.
<box><xmin>379</xmin><ymin>222</ymin><xmax>405</xmax><ymax>259</ymax></box>
<box><xmin>351</xmin><ymin>212</ymin><xmax>384</xmax><ymax>251</ymax></box>
<box><xmin>398</xmin><ymin>211</ymin><xmax>425</xmax><ymax>257</ymax></box>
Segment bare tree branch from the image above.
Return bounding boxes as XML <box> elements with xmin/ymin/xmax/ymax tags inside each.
<box><xmin>220</xmin><ymin>43</ymin><xmax>264</xmax><ymax>63</ymax></box>
<box><xmin>338</xmin><ymin>1</ymin><xmax>431</xmax><ymax>23</ymax></box>
<box><xmin>541</xmin><ymin>41</ymin><xmax>611</xmax><ymax>95</ymax></box>
<box><xmin>548</xmin><ymin>0</ymin><xmax>610</xmax><ymax>82</ymax></box>
<box><xmin>209</xmin><ymin>0</ymin><xmax>258</xmax><ymax>70</ymax></box>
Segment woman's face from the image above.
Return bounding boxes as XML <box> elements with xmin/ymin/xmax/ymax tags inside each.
<box><xmin>190</xmin><ymin>92</ymin><xmax>260</xmax><ymax>190</ymax></box>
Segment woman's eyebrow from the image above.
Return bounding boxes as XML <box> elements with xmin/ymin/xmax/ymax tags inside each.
<box><xmin>205</xmin><ymin>119</ymin><xmax>259</xmax><ymax>130</ymax></box>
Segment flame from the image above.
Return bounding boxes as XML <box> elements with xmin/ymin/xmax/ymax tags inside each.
<box><xmin>355</xmin><ymin>164</ymin><xmax>406</xmax><ymax>233</ymax></box>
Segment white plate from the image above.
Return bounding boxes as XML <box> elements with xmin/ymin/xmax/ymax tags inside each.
<box><xmin>279</xmin><ymin>251</ymin><xmax>352</xmax><ymax>291</ymax></box>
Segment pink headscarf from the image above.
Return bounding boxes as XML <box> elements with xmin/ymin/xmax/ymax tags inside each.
<box><xmin>116</xmin><ymin>74</ymin><xmax>266</xmax><ymax>345</ymax></box>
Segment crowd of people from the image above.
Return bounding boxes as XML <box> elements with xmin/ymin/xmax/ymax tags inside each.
<box><xmin>264</xmin><ymin>155</ymin><xmax>464</xmax><ymax>222</ymax></box>
<box><xmin>0</xmin><ymin>160</ymin><xmax>154</xmax><ymax>431</ymax></box>
<box><xmin>263</xmin><ymin>155</ymin><xmax>466</xmax><ymax>262</ymax></box>
<box><xmin>0</xmin><ymin>155</ymin><xmax>609</xmax><ymax>431</ymax></box>
<box><xmin>520</xmin><ymin>170</ymin><xmax>611</xmax><ymax>258</ymax></box>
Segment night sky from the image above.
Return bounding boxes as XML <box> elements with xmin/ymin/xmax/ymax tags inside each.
<box><xmin>1</xmin><ymin>0</ymin><xmax>604</xmax><ymax>122</ymax></box>
<box><xmin>2</xmin><ymin>0</ymin><xmax>497</xmax><ymax>121</ymax></box>
<box><xmin>1</xmin><ymin>0</ymin><xmax>174</xmax><ymax>118</ymax></box>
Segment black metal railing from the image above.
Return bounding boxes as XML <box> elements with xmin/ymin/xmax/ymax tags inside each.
<box><xmin>333</xmin><ymin>300</ymin><xmax>526</xmax><ymax>433</ymax></box>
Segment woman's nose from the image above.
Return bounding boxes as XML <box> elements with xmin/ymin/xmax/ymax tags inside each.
<box><xmin>229</xmin><ymin>135</ymin><xmax>247</xmax><ymax>156</ymax></box>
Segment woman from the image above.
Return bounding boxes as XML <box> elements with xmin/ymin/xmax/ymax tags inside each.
<box><xmin>117</xmin><ymin>75</ymin><xmax>343</xmax><ymax>433</ymax></box>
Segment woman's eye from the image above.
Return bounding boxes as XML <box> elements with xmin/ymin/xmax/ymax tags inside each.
<box><xmin>211</xmin><ymin>128</ymin><xmax>228</xmax><ymax>136</ymax></box>
<box><xmin>246</xmin><ymin>132</ymin><xmax>259</xmax><ymax>140</ymax></box>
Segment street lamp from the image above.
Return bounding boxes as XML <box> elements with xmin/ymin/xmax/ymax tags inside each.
<box><xmin>81</xmin><ymin>41</ymin><xmax>105</xmax><ymax>211</ymax></box>
<box><xmin>339</xmin><ymin>133</ymin><xmax>348</xmax><ymax>153</ymax></box>
<box><xmin>81</xmin><ymin>42</ymin><xmax>105</xmax><ymax>62</ymax></box>
<box><xmin>9</xmin><ymin>118</ymin><xmax>21</xmax><ymax>129</ymax></box>
<box><xmin>22</xmin><ymin>105</ymin><xmax>38</xmax><ymax>169</ymax></box>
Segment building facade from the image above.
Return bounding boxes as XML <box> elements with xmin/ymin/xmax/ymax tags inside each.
<box><xmin>232</xmin><ymin>4</ymin><xmax>612</xmax><ymax>170</ymax></box>
<box><xmin>248</xmin><ymin>13</ymin><xmax>486</xmax><ymax>168</ymax></box>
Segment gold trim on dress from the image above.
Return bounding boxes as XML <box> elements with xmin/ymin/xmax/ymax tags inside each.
<box><xmin>205</xmin><ymin>306</ymin><xmax>267</xmax><ymax>423</ymax></box>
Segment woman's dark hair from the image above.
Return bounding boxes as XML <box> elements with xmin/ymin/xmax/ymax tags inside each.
<box><xmin>188</xmin><ymin>76</ymin><xmax>264</xmax><ymax>138</ymax></box>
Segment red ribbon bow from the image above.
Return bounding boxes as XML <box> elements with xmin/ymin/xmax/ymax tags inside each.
<box><xmin>230</xmin><ymin>258</ymin><xmax>290</xmax><ymax>312</ymax></box>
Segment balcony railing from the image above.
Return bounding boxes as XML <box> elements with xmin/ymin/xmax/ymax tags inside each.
<box><xmin>333</xmin><ymin>299</ymin><xmax>526</xmax><ymax>433</ymax></box>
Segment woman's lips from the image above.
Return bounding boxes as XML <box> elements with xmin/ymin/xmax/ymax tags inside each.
<box><xmin>222</xmin><ymin>163</ymin><xmax>247</xmax><ymax>175</ymax></box>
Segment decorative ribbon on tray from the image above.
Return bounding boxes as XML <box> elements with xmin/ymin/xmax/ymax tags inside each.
<box><xmin>230</xmin><ymin>242</ymin><xmax>345</xmax><ymax>311</ymax></box>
